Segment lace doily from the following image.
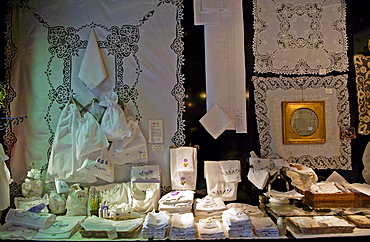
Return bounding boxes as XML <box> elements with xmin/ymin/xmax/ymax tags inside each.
<box><xmin>252</xmin><ymin>75</ymin><xmax>351</xmax><ymax>170</ymax></box>
<box><xmin>354</xmin><ymin>54</ymin><xmax>370</xmax><ymax>135</ymax></box>
<box><xmin>253</xmin><ymin>0</ymin><xmax>348</xmax><ymax>75</ymax></box>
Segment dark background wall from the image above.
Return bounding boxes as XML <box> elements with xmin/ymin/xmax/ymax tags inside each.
<box><xmin>181</xmin><ymin>0</ymin><xmax>370</xmax><ymax>203</ymax></box>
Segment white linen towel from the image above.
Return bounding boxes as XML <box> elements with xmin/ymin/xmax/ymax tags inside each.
<box><xmin>204</xmin><ymin>161</ymin><xmax>238</xmax><ymax>201</ymax></box>
<box><xmin>219</xmin><ymin>160</ymin><xmax>241</xmax><ymax>182</ymax></box>
<box><xmin>170</xmin><ymin>147</ymin><xmax>197</xmax><ymax>190</ymax></box>
<box><xmin>78</xmin><ymin>29</ymin><xmax>107</xmax><ymax>89</ymax></box>
<box><xmin>172</xmin><ymin>146</ymin><xmax>196</xmax><ymax>172</ymax></box>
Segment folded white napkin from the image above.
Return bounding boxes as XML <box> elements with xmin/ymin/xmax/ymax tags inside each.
<box><xmin>247</xmin><ymin>167</ymin><xmax>269</xmax><ymax>190</ymax></box>
<box><xmin>78</xmin><ymin>29</ymin><xmax>107</xmax><ymax>89</ymax></box>
<box><xmin>34</xmin><ymin>216</ymin><xmax>85</xmax><ymax>239</ymax></box>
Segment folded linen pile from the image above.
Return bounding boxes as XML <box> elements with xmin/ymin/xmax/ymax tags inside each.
<box><xmin>81</xmin><ymin>216</ymin><xmax>143</xmax><ymax>233</ymax></box>
<box><xmin>193</xmin><ymin>195</ymin><xmax>227</xmax><ymax>219</ymax></box>
<box><xmin>168</xmin><ymin>212</ymin><xmax>197</xmax><ymax>239</ymax></box>
<box><xmin>250</xmin><ymin>216</ymin><xmax>279</xmax><ymax>237</ymax></box>
<box><xmin>226</xmin><ymin>202</ymin><xmax>265</xmax><ymax>217</ymax></box>
<box><xmin>141</xmin><ymin>210</ymin><xmax>171</xmax><ymax>239</ymax></box>
<box><xmin>158</xmin><ymin>190</ymin><xmax>194</xmax><ymax>213</ymax></box>
<box><xmin>197</xmin><ymin>218</ymin><xmax>226</xmax><ymax>239</ymax></box>
<box><xmin>222</xmin><ymin>207</ymin><xmax>254</xmax><ymax>238</ymax></box>
<box><xmin>34</xmin><ymin>216</ymin><xmax>86</xmax><ymax>239</ymax></box>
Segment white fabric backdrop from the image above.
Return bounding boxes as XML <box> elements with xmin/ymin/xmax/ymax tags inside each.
<box><xmin>4</xmin><ymin>0</ymin><xmax>186</xmax><ymax>189</ymax></box>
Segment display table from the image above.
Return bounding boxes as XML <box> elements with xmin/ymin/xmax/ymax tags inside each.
<box><xmin>263</xmin><ymin>199</ymin><xmax>370</xmax><ymax>239</ymax></box>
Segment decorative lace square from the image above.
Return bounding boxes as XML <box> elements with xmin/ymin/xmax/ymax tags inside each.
<box><xmin>252</xmin><ymin>75</ymin><xmax>351</xmax><ymax>170</ymax></box>
<box><xmin>253</xmin><ymin>0</ymin><xmax>348</xmax><ymax>75</ymax></box>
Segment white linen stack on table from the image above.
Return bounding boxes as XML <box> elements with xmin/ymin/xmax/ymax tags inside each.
<box><xmin>250</xmin><ymin>216</ymin><xmax>279</xmax><ymax>237</ymax></box>
<box><xmin>193</xmin><ymin>195</ymin><xmax>227</xmax><ymax>219</ymax></box>
<box><xmin>197</xmin><ymin>218</ymin><xmax>226</xmax><ymax>239</ymax></box>
<box><xmin>170</xmin><ymin>147</ymin><xmax>197</xmax><ymax>190</ymax></box>
<box><xmin>141</xmin><ymin>210</ymin><xmax>171</xmax><ymax>239</ymax></box>
<box><xmin>226</xmin><ymin>203</ymin><xmax>265</xmax><ymax>217</ymax></box>
<box><xmin>222</xmin><ymin>207</ymin><xmax>254</xmax><ymax>238</ymax></box>
<box><xmin>168</xmin><ymin>212</ymin><xmax>197</xmax><ymax>240</ymax></box>
<box><xmin>158</xmin><ymin>190</ymin><xmax>194</xmax><ymax>213</ymax></box>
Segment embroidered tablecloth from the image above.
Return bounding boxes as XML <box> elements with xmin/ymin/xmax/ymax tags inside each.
<box><xmin>253</xmin><ymin>0</ymin><xmax>348</xmax><ymax>75</ymax></box>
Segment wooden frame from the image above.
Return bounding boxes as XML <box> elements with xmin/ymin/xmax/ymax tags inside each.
<box><xmin>282</xmin><ymin>101</ymin><xmax>326</xmax><ymax>144</ymax></box>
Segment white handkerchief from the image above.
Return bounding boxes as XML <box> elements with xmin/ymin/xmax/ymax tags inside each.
<box><xmin>200</xmin><ymin>104</ymin><xmax>231</xmax><ymax>139</ymax></box>
<box><xmin>219</xmin><ymin>160</ymin><xmax>241</xmax><ymax>182</ymax></box>
<box><xmin>78</xmin><ymin>29</ymin><xmax>107</xmax><ymax>89</ymax></box>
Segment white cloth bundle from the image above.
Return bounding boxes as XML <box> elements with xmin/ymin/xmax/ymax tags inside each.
<box><xmin>109</xmin><ymin>117</ymin><xmax>148</xmax><ymax>165</ymax></box>
<box><xmin>78</xmin><ymin>29</ymin><xmax>107</xmax><ymax>89</ymax></box>
<box><xmin>197</xmin><ymin>218</ymin><xmax>226</xmax><ymax>239</ymax></box>
<box><xmin>77</xmin><ymin>148</ymin><xmax>114</xmax><ymax>182</ymax></box>
<box><xmin>285</xmin><ymin>163</ymin><xmax>318</xmax><ymax>191</ymax></box>
<box><xmin>204</xmin><ymin>161</ymin><xmax>238</xmax><ymax>201</ymax></box>
<box><xmin>48</xmin><ymin>190</ymin><xmax>66</xmax><ymax>215</ymax></box>
<box><xmin>194</xmin><ymin>195</ymin><xmax>227</xmax><ymax>212</ymax></box>
<box><xmin>249</xmin><ymin>157</ymin><xmax>289</xmax><ymax>175</ymax></box>
<box><xmin>5</xmin><ymin>208</ymin><xmax>57</xmax><ymax>230</ymax></box>
<box><xmin>219</xmin><ymin>160</ymin><xmax>241</xmax><ymax>182</ymax></box>
<box><xmin>158</xmin><ymin>190</ymin><xmax>194</xmax><ymax>214</ymax></box>
<box><xmin>14</xmin><ymin>195</ymin><xmax>49</xmax><ymax>213</ymax></box>
<box><xmin>76</xmin><ymin>111</ymin><xmax>109</xmax><ymax>159</ymax></box>
<box><xmin>131</xmin><ymin>183</ymin><xmax>161</xmax><ymax>214</ymax></box>
<box><xmin>21</xmin><ymin>178</ymin><xmax>43</xmax><ymax>198</ymax></box>
<box><xmin>47</xmin><ymin>103</ymin><xmax>96</xmax><ymax>183</ymax></box>
<box><xmin>66</xmin><ymin>184</ymin><xmax>89</xmax><ymax>216</ymax></box>
<box><xmin>99</xmin><ymin>91</ymin><xmax>131</xmax><ymax>141</ymax></box>
<box><xmin>34</xmin><ymin>216</ymin><xmax>85</xmax><ymax>239</ymax></box>
<box><xmin>170</xmin><ymin>147</ymin><xmax>197</xmax><ymax>190</ymax></box>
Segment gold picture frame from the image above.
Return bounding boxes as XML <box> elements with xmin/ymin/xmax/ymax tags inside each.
<box><xmin>282</xmin><ymin>101</ymin><xmax>326</xmax><ymax>144</ymax></box>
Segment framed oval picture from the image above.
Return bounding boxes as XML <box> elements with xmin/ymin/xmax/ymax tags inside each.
<box><xmin>282</xmin><ymin>101</ymin><xmax>326</xmax><ymax>144</ymax></box>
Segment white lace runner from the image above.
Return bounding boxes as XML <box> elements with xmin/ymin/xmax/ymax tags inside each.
<box><xmin>253</xmin><ymin>0</ymin><xmax>348</xmax><ymax>75</ymax></box>
<box><xmin>252</xmin><ymin>75</ymin><xmax>351</xmax><ymax>170</ymax></box>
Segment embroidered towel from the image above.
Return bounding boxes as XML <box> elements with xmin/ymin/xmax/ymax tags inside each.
<box><xmin>170</xmin><ymin>147</ymin><xmax>197</xmax><ymax>190</ymax></box>
<box><xmin>204</xmin><ymin>161</ymin><xmax>238</xmax><ymax>201</ymax></box>
<box><xmin>219</xmin><ymin>160</ymin><xmax>241</xmax><ymax>182</ymax></box>
<box><xmin>247</xmin><ymin>167</ymin><xmax>269</xmax><ymax>190</ymax></box>
<box><xmin>172</xmin><ymin>146</ymin><xmax>196</xmax><ymax>172</ymax></box>
<box><xmin>78</xmin><ymin>29</ymin><xmax>107</xmax><ymax>89</ymax></box>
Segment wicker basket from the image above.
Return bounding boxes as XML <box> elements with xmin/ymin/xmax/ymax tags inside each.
<box><xmin>303</xmin><ymin>191</ymin><xmax>355</xmax><ymax>209</ymax></box>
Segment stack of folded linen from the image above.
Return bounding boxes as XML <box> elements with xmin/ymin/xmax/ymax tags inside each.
<box><xmin>193</xmin><ymin>195</ymin><xmax>227</xmax><ymax>219</ymax></box>
<box><xmin>250</xmin><ymin>216</ymin><xmax>279</xmax><ymax>237</ymax></box>
<box><xmin>226</xmin><ymin>202</ymin><xmax>265</xmax><ymax>217</ymax></box>
<box><xmin>168</xmin><ymin>212</ymin><xmax>197</xmax><ymax>239</ymax></box>
<box><xmin>197</xmin><ymin>218</ymin><xmax>226</xmax><ymax>239</ymax></box>
<box><xmin>222</xmin><ymin>207</ymin><xmax>254</xmax><ymax>238</ymax></box>
<box><xmin>158</xmin><ymin>190</ymin><xmax>194</xmax><ymax>213</ymax></box>
<box><xmin>141</xmin><ymin>210</ymin><xmax>171</xmax><ymax>239</ymax></box>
